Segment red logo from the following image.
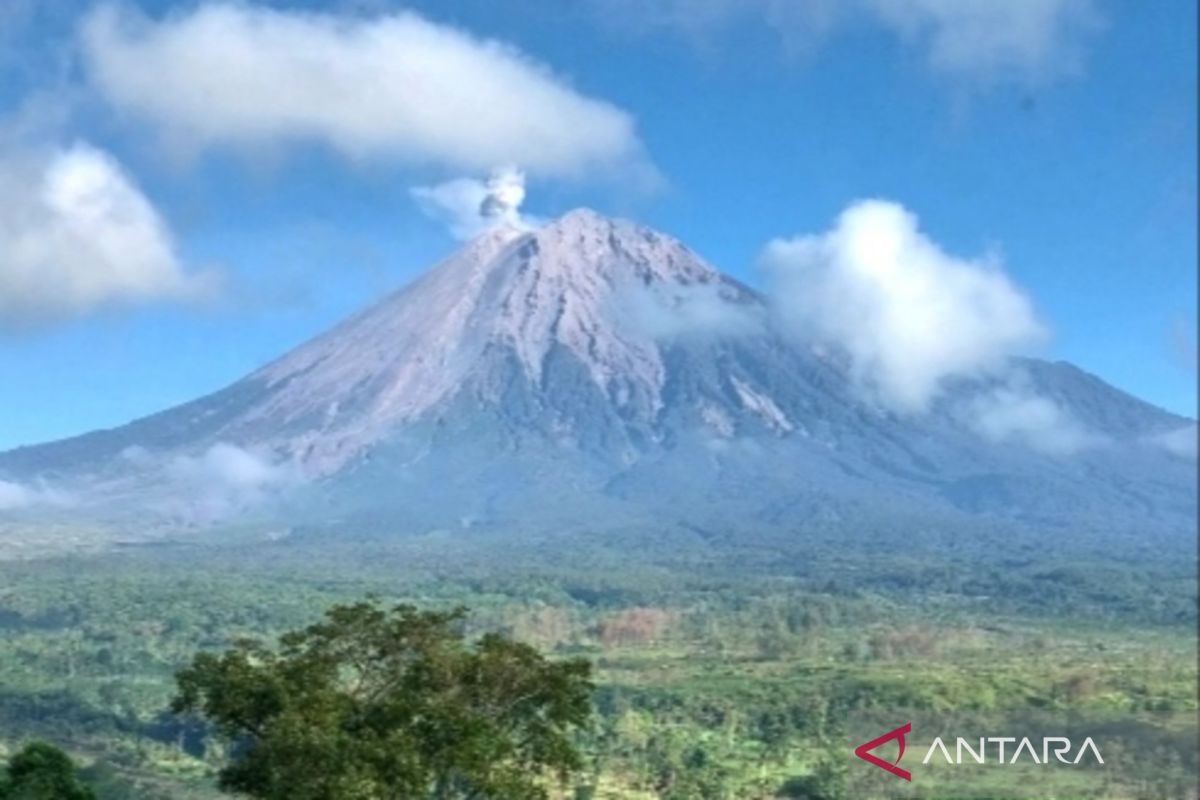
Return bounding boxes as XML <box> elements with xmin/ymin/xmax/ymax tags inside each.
<box><xmin>854</xmin><ymin>722</ymin><xmax>912</xmax><ymax>781</ymax></box>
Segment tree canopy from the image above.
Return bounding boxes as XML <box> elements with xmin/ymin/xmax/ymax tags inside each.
<box><xmin>171</xmin><ymin>601</ymin><xmax>594</xmax><ymax>799</ymax></box>
<box><xmin>0</xmin><ymin>741</ymin><xmax>96</xmax><ymax>800</ymax></box>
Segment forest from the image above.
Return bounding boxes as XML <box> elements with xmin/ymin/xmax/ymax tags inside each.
<box><xmin>0</xmin><ymin>524</ymin><xmax>1195</xmax><ymax>799</ymax></box>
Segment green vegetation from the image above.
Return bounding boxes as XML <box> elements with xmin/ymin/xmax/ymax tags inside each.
<box><xmin>1</xmin><ymin>741</ymin><xmax>96</xmax><ymax>799</ymax></box>
<box><xmin>173</xmin><ymin>601</ymin><xmax>592</xmax><ymax>799</ymax></box>
<box><xmin>0</xmin><ymin>529</ymin><xmax>1195</xmax><ymax>798</ymax></box>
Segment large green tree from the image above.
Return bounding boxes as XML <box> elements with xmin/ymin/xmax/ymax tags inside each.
<box><xmin>0</xmin><ymin>741</ymin><xmax>96</xmax><ymax>800</ymax></box>
<box><xmin>172</xmin><ymin>601</ymin><xmax>594</xmax><ymax>799</ymax></box>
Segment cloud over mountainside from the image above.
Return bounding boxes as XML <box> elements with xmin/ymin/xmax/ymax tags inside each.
<box><xmin>167</xmin><ymin>443</ymin><xmax>299</xmax><ymax>517</ymax></box>
<box><xmin>0</xmin><ymin>477</ymin><xmax>69</xmax><ymax>510</ymax></box>
<box><xmin>762</xmin><ymin>199</ymin><xmax>1045</xmax><ymax>413</ymax></box>
<box><xmin>81</xmin><ymin>3</ymin><xmax>649</xmax><ymax>177</ymax></box>
<box><xmin>965</xmin><ymin>382</ymin><xmax>1102</xmax><ymax>455</ymax></box>
<box><xmin>112</xmin><ymin>442</ymin><xmax>299</xmax><ymax>522</ymax></box>
<box><xmin>0</xmin><ymin>479</ymin><xmax>35</xmax><ymax>510</ymax></box>
<box><xmin>0</xmin><ymin>142</ymin><xmax>212</xmax><ymax>328</ymax></box>
<box><xmin>1150</xmin><ymin>424</ymin><xmax>1199</xmax><ymax>460</ymax></box>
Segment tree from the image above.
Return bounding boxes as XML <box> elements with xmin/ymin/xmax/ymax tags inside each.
<box><xmin>0</xmin><ymin>741</ymin><xmax>96</xmax><ymax>800</ymax></box>
<box><xmin>775</xmin><ymin>755</ymin><xmax>844</xmax><ymax>800</ymax></box>
<box><xmin>172</xmin><ymin>601</ymin><xmax>594</xmax><ymax>799</ymax></box>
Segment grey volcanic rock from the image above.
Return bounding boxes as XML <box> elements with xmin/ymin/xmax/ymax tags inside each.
<box><xmin>0</xmin><ymin>209</ymin><xmax>1194</xmax><ymax>547</ymax></box>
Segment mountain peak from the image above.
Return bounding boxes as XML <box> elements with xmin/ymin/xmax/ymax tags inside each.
<box><xmin>554</xmin><ymin>206</ymin><xmax>610</xmax><ymax>226</ymax></box>
<box><xmin>525</xmin><ymin>208</ymin><xmax>718</xmax><ymax>288</ymax></box>
<box><xmin>544</xmin><ymin>207</ymin><xmax>642</xmax><ymax>240</ymax></box>
<box><xmin>533</xmin><ymin>207</ymin><xmax>630</xmax><ymax>244</ymax></box>
<box><xmin>0</xmin><ymin>207</ymin><xmax>1193</xmax><ymax>544</ymax></box>
<box><xmin>215</xmin><ymin>208</ymin><xmax>741</xmax><ymax>474</ymax></box>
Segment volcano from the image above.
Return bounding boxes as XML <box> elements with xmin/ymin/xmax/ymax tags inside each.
<box><xmin>0</xmin><ymin>210</ymin><xmax>1194</xmax><ymax>549</ymax></box>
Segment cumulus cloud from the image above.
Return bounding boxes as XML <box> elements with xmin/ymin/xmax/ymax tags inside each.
<box><xmin>762</xmin><ymin>199</ymin><xmax>1045</xmax><ymax>413</ymax></box>
<box><xmin>412</xmin><ymin>166</ymin><xmax>537</xmax><ymax>240</ymax></box>
<box><xmin>81</xmin><ymin>3</ymin><xmax>649</xmax><ymax>177</ymax></box>
<box><xmin>590</xmin><ymin>0</ymin><xmax>1100</xmax><ymax>84</ymax></box>
<box><xmin>0</xmin><ymin>142</ymin><xmax>214</xmax><ymax>329</ymax></box>
<box><xmin>965</xmin><ymin>385</ymin><xmax>1102</xmax><ymax>455</ymax></box>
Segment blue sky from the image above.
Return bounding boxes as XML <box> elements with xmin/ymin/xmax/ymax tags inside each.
<box><xmin>0</xmin><ymin>0</ymin><xmax>1195</xmax><ymax>450</ymax></box>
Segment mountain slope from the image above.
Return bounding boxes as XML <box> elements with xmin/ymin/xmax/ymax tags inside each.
<box><xmin>0</xmin><ymin>210</ymin><xmax>1194</xmax><ymax>546</ymax></box>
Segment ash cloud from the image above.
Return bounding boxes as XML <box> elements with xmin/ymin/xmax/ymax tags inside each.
<box><xmin>412</xmin><ymin>166</ymin><xmax>539</xmax><ymax>240</ymax></box>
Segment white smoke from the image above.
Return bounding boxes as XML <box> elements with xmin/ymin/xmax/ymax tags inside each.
<box><xmin>479</xmin><ymin>167</ymin><xmax>526</xmax><ymax>224</ymax></box>
<box><xmin>412</xmin><ymin>166</ymin><xmax>538</xmax><ymax>240</ymax></box>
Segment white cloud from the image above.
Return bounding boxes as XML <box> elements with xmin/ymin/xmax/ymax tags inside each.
<box><xmin>965</xmin><ymin>385</ymin><xmax>1102</xmax><ymax>455</ymax></box>
<box><xmin>589</xmin><ymin>0</ymin><xmax>1100</xmax><ymax>84</ymax></box>
<box><xmin>616</xmin><ymin>281</ymin><xmax>764</xmax><ymax>341</ymax></box>
<box><xmin>0</xmin><ymin>477</ymin><xmax>71</xmax><ymax>510</ymax></box>
<box><xmin>170</xmin><ymin>442</ymin><xmax>297</xmax><ymax>493</ymax></box>
<box><xmin>1169</xmin><ymin>316</ymin><xmax>1197</xmax><ymax>375</ymax></box>
<box><xmin>412</xmin><ymin>166</ymin><xmax>537</xmax><ymax>240</ymax></box>
<box><xmin>1148</xmin><ymin>424</ymin><xmax>1198</xmax><ymax>460</ymax></box>
<box><xmin>81</xmin><ymin>3</ymin><xmax>649</xmax><ymax>177</ymax></box>
<box><xmin>167</xmin><ymin>442</ymin><xmax>300</xmax><ymax>520</ymax></box>
<box><xmin>869</xmin><ymin>0</ymin><xmax>1101</xmax><ymax>83</ymax></box>
<box><xmin>118</xmin><ymin>443</ymin><xmax>153</xmax><ymax>466</ymax></box>
<box><xmin>0</xmin><ymin>142</ymin><xmax>214</xmax><ymax>328</ymax></box>
<box><xmin>0</xmin><ymin>479</ymin><xmax>34</xmax><ymax>510</ymax></box>
<box><xmin>762</xmin><ymin>199</ymin><xmax>1045</xmax><ymax>413</ymax></box>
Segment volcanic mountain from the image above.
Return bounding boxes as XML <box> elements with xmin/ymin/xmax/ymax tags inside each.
<box><xmin>0</xmin><ymin>210</ymin><xmax>1194</xmax><ymax>549</ymax></box>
